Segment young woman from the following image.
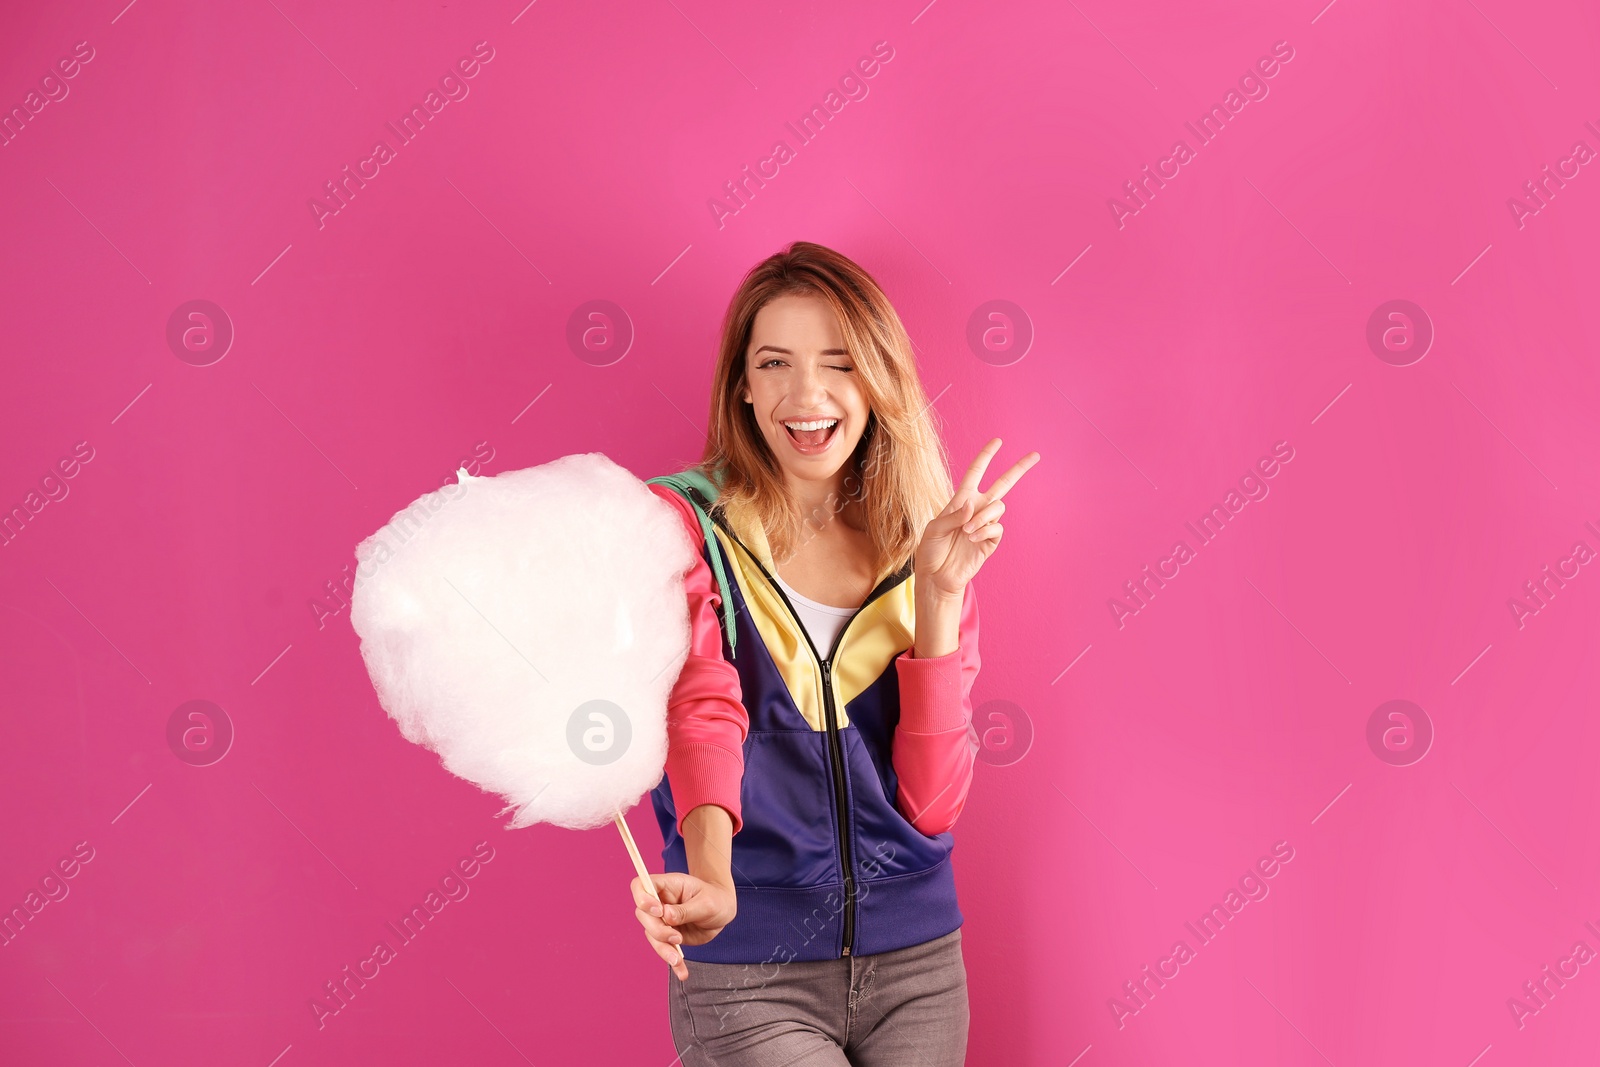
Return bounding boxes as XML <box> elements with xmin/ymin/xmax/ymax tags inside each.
<box><xmin>632</xmin><ymin>241</ymin><xmax>1038</xmax><ymax>1066</ymax></box>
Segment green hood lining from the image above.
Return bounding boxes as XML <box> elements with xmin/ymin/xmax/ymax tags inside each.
<box><xmin>646</xmin><ymin>467</ymin><xmax>738</xmax><ymax>659</ymax></box>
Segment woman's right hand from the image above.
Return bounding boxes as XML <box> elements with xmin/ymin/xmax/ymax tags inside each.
<box><xmin>631</xmin><ymin>872</ymin><xmax>738</xmax><ymax>981</ymax></box>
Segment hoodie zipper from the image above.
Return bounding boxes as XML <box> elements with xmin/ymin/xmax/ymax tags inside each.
<box><xmin>687</xmin><ymin>490</ymin><xmax>912</xmax><ymax>958</ymax></box>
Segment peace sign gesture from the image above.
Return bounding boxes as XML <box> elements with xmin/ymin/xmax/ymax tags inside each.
<box><xmin>915</xmin><ymin>438</ymin><xmax>1041</xmax><ymax>600</ymax></box>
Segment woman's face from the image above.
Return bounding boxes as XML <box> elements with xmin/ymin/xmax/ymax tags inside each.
<box><xmin>740</xmin><ymin>293</ymin><xmax>872</xmax><ymax>493</ymax></box>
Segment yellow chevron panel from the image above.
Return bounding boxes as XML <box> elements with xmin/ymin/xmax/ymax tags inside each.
<box><xmin>711</xmin><ymin>524</ymin><xmax>827</xmax><ymax>732</ymax></box>
<box><xmin>711</xmin><ymin>499</ymin><xmax>918</xmax><ymax>733</ymax></box>
<box><xmin>833</xmin><ymin>577</ymin><xmax>917</xmax><ymax>712</ymax></box>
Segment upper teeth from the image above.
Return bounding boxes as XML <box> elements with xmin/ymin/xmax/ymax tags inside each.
<box><xmin>784</xmin><ymin>419</ymin><xmax>838</xmax><ymax>431</ymax></box>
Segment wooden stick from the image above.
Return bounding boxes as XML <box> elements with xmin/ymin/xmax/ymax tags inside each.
<box><xmin>615</xmin><ymin>809</ymin><xmax>682</xmax><ymax>967</ymax></box>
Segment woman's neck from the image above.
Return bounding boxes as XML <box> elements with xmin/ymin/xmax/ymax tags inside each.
<box><xmin>784</xmin><ymin>471</ymin><xmax>867</xmax><ymax>532</ymax></box>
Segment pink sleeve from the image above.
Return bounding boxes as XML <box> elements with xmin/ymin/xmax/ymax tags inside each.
<box><xmin>890</xmin><ymin>582</ymin><xmax>981</xmax><ymax>836</ymax></box>
<box><xmin>648</xmin><ymin>483</ymin><xmax>749</xmax><ymax>837</ymax></box>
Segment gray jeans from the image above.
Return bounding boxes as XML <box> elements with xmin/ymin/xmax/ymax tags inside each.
<box><xmin>668</xmin><ymin>928</ymin><xmax>969</xmax><ymax>1067</ymax></box>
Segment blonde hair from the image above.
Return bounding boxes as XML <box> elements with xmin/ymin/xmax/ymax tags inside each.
<box><xmin>697</xmin><ymin>241</ymin><xmax>954</xmax><ymax>579</ymax></box>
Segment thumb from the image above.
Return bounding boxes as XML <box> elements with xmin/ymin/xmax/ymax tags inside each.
<box><xmin>661</xmin><ymin>884</ymin><xmax>720</xmax><ymax>927</ymax></box>
<box><xmin>648</xmin><ymin>871</ymin><xmax>693</xmax><ymax>906</ymax></box>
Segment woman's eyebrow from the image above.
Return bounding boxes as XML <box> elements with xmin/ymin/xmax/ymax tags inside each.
<box><xmin>753</xmin><ymin>345</ymin><xmax>851</xmax><ymax>356</ymax></box>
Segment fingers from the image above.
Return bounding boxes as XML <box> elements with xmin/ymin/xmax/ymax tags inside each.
<box><xmin>658</xmin><ymin>883</ymin><xmax>723</xmax><ymax>928</ymax></box>
<box><xmin>935</xmin><ymin>490</ymin><xmax>974</xmax><ymax>522</ymax></box>
<box><xmin>966</xmin><ymin>521</ymin><xmax>1003</xmax><ymax>545</ymax></box>
<box><xmin>956</xmin><ymin>438</ymin><xmax>1003</xmax><ymax>497</ymax></box>
<box><xmin>927</xmin><ymin>496</ymin><xmax>976</xmax><ymax>541</ymax></box>
<box><xmin>630</xmin><ymin>876</ymin><xmax>688</xmax><ymax>979</ymax></box>
<box><xmin>956</xmin><ymin>441</ymin><xmax>1039</xmax><ymax>512</ymax></box>
<box><xmin>633</xmin><ymin>898</ymin><xmax>682</xmax><ymax>945</ymax></box>
<box><xmin>962</xmin><ymin>499</ymin><xmax>1005</xmax><ymax>534</ymax></box>
<box><xmin>634</xmin><ymin>871</ymin><xmax>689</xmax><ymax>909</ymax></box>
<box><xmin>980</xmin><ymin>450</ymin><xmax>1041</xmax><ymax>504</ymax></box>
<box><xmin>644</xmin><ymin>924</ymin><xmax>687</xmax><ymax>979</ymax></box>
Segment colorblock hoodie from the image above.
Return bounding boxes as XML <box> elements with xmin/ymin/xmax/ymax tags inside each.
<box><xmin>645</xmin><ymin>472</ymin><xmax>980</xmax><ymax>964</ymax></box>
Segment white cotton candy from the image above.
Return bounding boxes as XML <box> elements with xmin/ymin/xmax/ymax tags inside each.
<box><xmin>349</xmin><ymin>452</ymin><xmax>694</xmax><ymax>831</ymax></box>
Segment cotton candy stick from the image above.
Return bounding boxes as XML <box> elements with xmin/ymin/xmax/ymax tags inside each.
<box><xmin>615</xmin><ymin>810</ymin><xmax>683</xmax><ymax>967</ymax></box>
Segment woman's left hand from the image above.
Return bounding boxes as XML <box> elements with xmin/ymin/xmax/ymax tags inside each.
<box><xmin>915</xmin><ymin>438</ymin><xmax>1040</xmax><ymax>600</ymax></box>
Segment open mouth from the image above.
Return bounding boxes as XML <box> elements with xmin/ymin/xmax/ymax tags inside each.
<box><xmin>782</xmin><ymin>418</ymin><xmax>840</xmax><ymax>453</ymax></box>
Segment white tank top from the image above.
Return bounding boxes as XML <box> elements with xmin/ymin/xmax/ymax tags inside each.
<box><xmin>773</xmin><ymin>574</ymin><xmax>858</xmax><ymax>658</ymax></box>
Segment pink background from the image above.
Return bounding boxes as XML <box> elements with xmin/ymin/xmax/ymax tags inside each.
<box><xmin>3</xmin><ymin>0</ymin><xmax>1598</xmax><ymax>1063</ymax></box>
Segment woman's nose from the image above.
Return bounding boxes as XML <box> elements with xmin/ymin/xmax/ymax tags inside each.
<box><xmin>791</xmin><ymin>364</ymin><xmax>829</xmax><ymax>403</ymax></box>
